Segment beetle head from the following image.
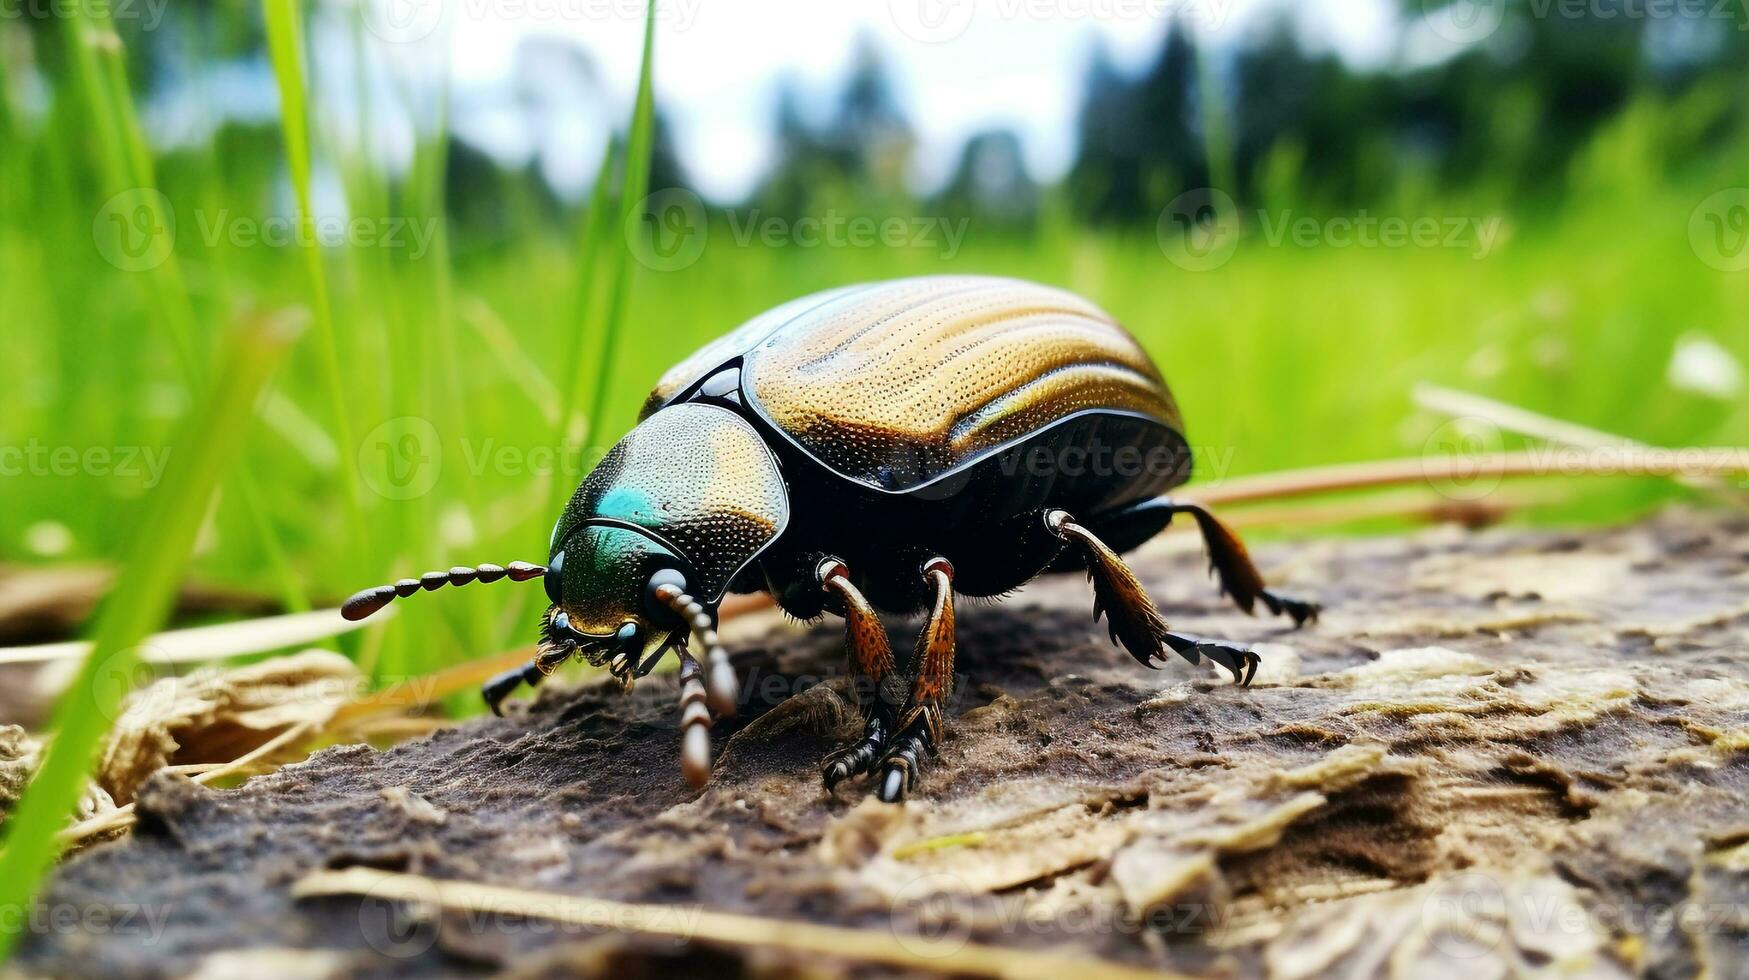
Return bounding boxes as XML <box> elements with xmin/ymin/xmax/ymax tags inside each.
<box><xmin>541</xmin><ymin>523</ymin><xmax>693</xmax><ymax>678</ymax></box>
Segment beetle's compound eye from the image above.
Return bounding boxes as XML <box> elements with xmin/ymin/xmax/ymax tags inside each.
<box><xmin>544</xmin><ymin>550</ymin><xmax>566</xmax><ymax>604</ymax></box>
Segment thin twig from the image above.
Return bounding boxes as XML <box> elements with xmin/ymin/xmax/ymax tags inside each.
<box><xmin>293</xmin><ymin>866</ymin><xmax>1187</xmax><ymax>980</ymax></box>
<box><xmin>1214</xmin><ymin>485</ymin><xmax>1571</xmax><ymax>531</ymax></box>
<box><xmin>330</xmin><ymin>648</ymin><xmax>533</xmax><ymax>724</ymax></box>
<box><xmin>0</xmin><ymin>608</ymin><xmax>380</xmax><ymax>666</ymax></box>
<box><xmin>1413</xmin><ymin>384</ymin><xmax>1642</xmax><ymax>450</ymax></box>
<box><xmin>1414</xmin><ymin>383</ymin><xmax>1743</xmax><ymax>504</ymax></box>
<box><xmin>1182</xmin><ymin>449</ymin><xmax>1749</xmax><ymax>507</ymax></box>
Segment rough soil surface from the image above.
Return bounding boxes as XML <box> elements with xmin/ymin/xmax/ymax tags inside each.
<box><xmin>16</xmin><ymin>509</ymin><xmax>1749</xmax><ymax>978</ymax></box>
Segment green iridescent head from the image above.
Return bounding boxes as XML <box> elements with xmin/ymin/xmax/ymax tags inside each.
<box><xmin>339</xmin><ymin>401</ymin><xmax>788</xmax><ymax>715</ymax></box>
<box><xmin>540</xmin><ymin>403</ymin><xmax>790</xmax><ymax>675</ymax></box>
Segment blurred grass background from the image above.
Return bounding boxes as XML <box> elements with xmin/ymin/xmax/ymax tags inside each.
<box><xmin>0</xmin><ymin>0</ymin><xmax>1745</xmax><ymax>692</ymax></box>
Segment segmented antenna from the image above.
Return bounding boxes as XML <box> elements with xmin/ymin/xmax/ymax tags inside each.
<box><xmin>653</xmin><ymin>583</ymin><xmax>739</xmax><ymax>718</ymax></box>
<box><xmin>341</xmin><ymin>561</ymin><xmax>546</xmax><ymax>621</ymax></box>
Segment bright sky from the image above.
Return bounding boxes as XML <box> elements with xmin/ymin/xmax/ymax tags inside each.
<box><xmin>352</xmin><ymin>0</ymin><xmax>1402</xmax><ymax>202</ymax></box>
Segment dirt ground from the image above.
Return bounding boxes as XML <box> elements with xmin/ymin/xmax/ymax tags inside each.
<box><xmin>14</xmin><ymin>509</ymin><xmax>1749</xmax><ymax>978</ymax></box>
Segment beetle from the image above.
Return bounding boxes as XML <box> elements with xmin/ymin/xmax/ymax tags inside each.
<box><xmin>343</xmin><ymin>275</ymin><xmax>1317</xmax><ymax>802</ymax></box>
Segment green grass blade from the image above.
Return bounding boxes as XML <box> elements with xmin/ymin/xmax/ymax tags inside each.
<box><xmin>60</xmin><ymin>4</ymin><xmax>200</xmax><ymax>378</ymax></box>
<box><xmin>0</xmin><ymin>26</ymin><xmax>14</xmax><ymax>147</ymax></box>
<box><xmin>263</xmin><ymin>0</ymin><xmax>370</xmax><ymax>557</ymax></box>
<box><xmin>0</xmin><ymin>312</ymin><xmax>299</xmax><ymax>961</ymax></box>
<box><xmin>56</xmin><ymin>1</ymin><xmax>301</xmax><ymax>617</ymax></box>
<box><xmin>582</xmin><ymin>2</ymin><xmax>660</xmax><ymax>455</ymax></box>
<box><xmin>546</xmin><ymin>135</ymin><xmax>621</xmax><ymax>515</ymax></box>
<box><xmin>524</xmin><ymin>1</ymin><xmax>659</xmax><ymax>638</ymax></box>
<box><xmin>545</xmin><ymin>0</ymin><xmax>659</xmax><ymax>518</ymax></box>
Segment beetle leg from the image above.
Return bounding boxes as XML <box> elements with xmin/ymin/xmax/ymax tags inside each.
<box><xmin>676</xmin><ymin>648</ymin><xmax>714</xmax><ymax>788</ymax></box>
<box><xmin>873</xmin><ymin>557</ymin><xmax>956</xmax><ymax>804</ymax></box>
<box><xmin>1166</xmin><ymin>500</ymin><xmax>1320</xmax><ymax>626</ymax></box>
<box><xmin>817</xmin><ymin>558</ymin><xmax>904</xmax><ymax>791</ymax></box>
<box><xmin>1079</xmin><ymin>497</ymin><xmax>1319</xmax><ymax>627</ymax></box>
<box><xmin>481</xmin><ymin>642</ymin><xmax>575</xmax><ymax>717</ymax></box>
<box><xmin>482</xmin><ymin>663</ymin><xmax>542</xmax><ymax>717</ymax></box>
<box><xmin>1048</xmin><ymin>509</ymin><xmax>1271</xmax><ymax>685</ymax></box>
<box><xmin>1046</xmin><ymin>509</ymin><xmax>1186</xmax><ymax>670</ymax></box>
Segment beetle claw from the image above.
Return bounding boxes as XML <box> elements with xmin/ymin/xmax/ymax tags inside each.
<box><xmin>1262</xmin><ymin>590</ymin><xmax>1321</xmax><ymax>629</ymax></box>
<box><xmin>871</xmin><ymin>717</ymin><xmax>933</xmax><ymax>804</ymax></box>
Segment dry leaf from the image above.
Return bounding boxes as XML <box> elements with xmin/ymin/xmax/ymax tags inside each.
<box><xmin>1265</xmin><ymin>872</ymin><xmax>1630</xmax><ymax>979</ymax></box>
<box><xmin>2</xmin><ymin>723</ymin><xmax>119</xmax><ymax>829</ymax></box>
<box><xmin>0</xmin><ymin>724</ymin><xmax>44</xmax><ymax>825</ymax></box>
<box><xmin>96</xmin><ymin>649</ymin><xmax>359</xmax><ymax>804</ymax></box>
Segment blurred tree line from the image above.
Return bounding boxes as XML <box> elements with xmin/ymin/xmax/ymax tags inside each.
<box><xmin>3</xmin><ymin>0</ymin><xmax>1746</xmax><ymax>245</ymax></box>
<box><xmin>754</xmin><ymin>0</ymin><xmax>1749</xmax><ymax>230</ymax></box>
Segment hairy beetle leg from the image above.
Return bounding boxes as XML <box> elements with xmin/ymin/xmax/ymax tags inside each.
<box><xmin>872</xmin><ymin>557</ymin><xmax>956</xmax><ymax>803</ymax></box>
<box><xmin>1047</xmin><ymin>510</ymin><xmax>1180</xmax><ymax>669</ymax></box>
<box><xmin>1047</xmin><ymin>510</ymin><xmax>1266</xmax><ymax>685</ymax></box>
<box><xmin>816</xmin><ymin>558</ymin><xmax>904</xmax><ymax>791</ymax></box>
<box><xmin>1090</xmin><ymin>498</ymin><xmax>1321</xmax><ymax>628</ymax></box>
